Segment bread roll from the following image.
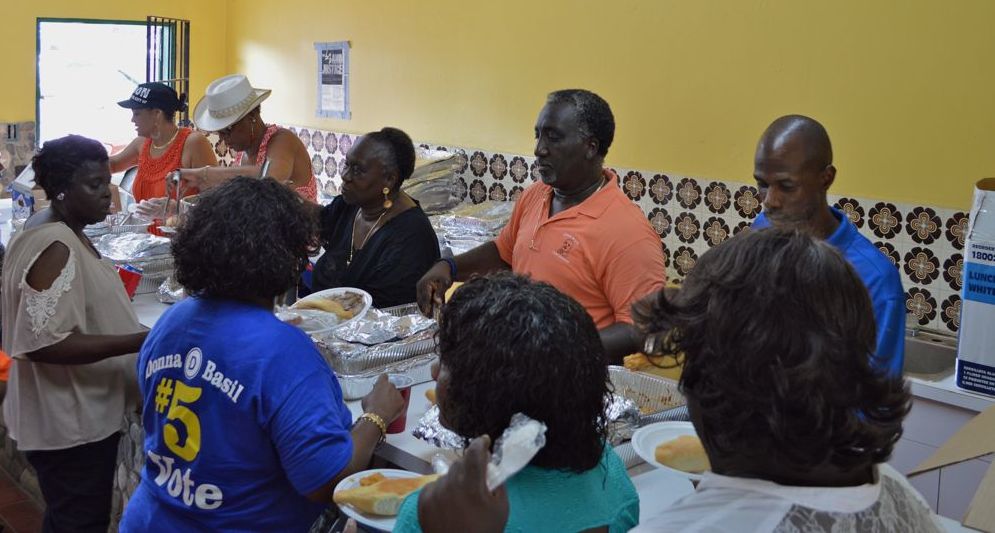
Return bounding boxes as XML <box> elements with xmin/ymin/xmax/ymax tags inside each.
<box><xmin>654</xmin><ymin>435</ymin><xmax>710</xmax><ymax>473</ymax></box>
<box><xmin>291</xmin><ymin>297</ymin><xmax>354</xmax><ymax>319</ymax></box>
<box><xmin>333</xmin><ymin>474</ymin><xmax>439</xmax><ymax>516</ymax></box>
<box><xmin>425</xmin><ymin>388</ymin><xmax>436</xmax><ymax>405</ymax></box>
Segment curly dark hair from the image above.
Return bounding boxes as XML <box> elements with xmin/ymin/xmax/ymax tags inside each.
<box><xmin>437</xmin><ymin>273</ymin><xmax>609</xmax><ymax>472</ymax></box>
<box><xmin>633</xmin><ymin>229</ymin><xmax>909</xmax><ymax>474</ymax></box>
<box><xmin>547</xmin><ymin>89</ymin><xmax>615</xmax><ymax>157</ymax></box>
<box><xmin>32</xmin><ymin>135</ymin><xmax>108</xmax><ymax>200</ymax></box>
<box><xmin>364</xmin><ymin>127</ymin><xmax>415</xmax><ymax>189</ymax></box>
<box><xmin>172</xmin><ymin>177</ymin><xmax>317</xmax><ymax>301</ymax></box>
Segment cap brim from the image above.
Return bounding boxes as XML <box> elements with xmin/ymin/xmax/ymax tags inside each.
<box><xmin>117</xmin><ymin>99</ymin><xmax>148</xmax><ymax>109</ymax></box>
<box><xmin>192</xmin><ymin>89</ymin><xmax>271</xmax><ymax>132</ymax></box>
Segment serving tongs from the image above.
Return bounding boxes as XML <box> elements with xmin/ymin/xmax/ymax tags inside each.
<box><xmin>159</xmin><ymin>171</ymin><xmax>184</xmax><ymax>234</ymax></box>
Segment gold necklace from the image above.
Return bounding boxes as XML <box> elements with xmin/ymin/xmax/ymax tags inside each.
<box><xmin>348</xmin><ymin>208</ymin><xmax>389</xmax><ymax>265</ymax></box>
<box><xmin>151</xmin><ymin>127</ymin><xmax>179</xmax><ymax>150</ymax></box>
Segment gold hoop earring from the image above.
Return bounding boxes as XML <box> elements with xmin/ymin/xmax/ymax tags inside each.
<box><xmin>382</xmin><ymin>187</ymin><xmax>393</xmax><ymax>210</ymax></box>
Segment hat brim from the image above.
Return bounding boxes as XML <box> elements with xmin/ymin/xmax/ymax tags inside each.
<box><xmin>192</xmin><ymin>89</ymin><xmax>271</xmax><ymax>132</ymax></box>
<box><xmin>117</xmin><ymin>98</ymin><xmax>151</xmax><ymax>109</ymax></box>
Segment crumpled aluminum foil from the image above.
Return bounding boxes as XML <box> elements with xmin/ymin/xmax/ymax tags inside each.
<box><xmin>431</xmin><ymin>201</ymin><xmax>514</xmax><ymax>238</ymax></box>
<box><xmin>157</xmin><ymin>276</ymin><xmax>187</xmax><ymax>304</ymax></box>
<box><xmin>413</xmin><ymin>393</ymin><xmax>640</xmax><ymax>449</ymax></box>
<box><xmin>94</xmin><ymin>233</ymin><xmax>171</xmax><ymax>261</ymax></box>
<box><xmin>605</xmin><ymin>393</ymin><xmax>641</xmax><ymax>445</ymax></box>
<box><xmin>332</xmin><ymin>307</ymin><xmax>436</xmax><ymax>345</ymax></box>
<box><xmin>412</xmin><ymin>405</ymin><xmax>465</xmax><ymax>449</ymax></box>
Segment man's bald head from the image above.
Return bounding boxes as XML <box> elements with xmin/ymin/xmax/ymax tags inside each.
<box><xmin>758</xmin><ymin>115</ymin><xmax>833</xmax><ymax>173</ymax></box>
<box><xmin>753</xmin><ymin>115</ymin><xmax>838</xmax><ymax>237</ymax></box>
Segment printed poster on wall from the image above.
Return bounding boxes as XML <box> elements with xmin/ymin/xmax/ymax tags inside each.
<box><xmin>315</xmin><ymin>41</ymin><xmax>351</xmax><ymax>119</ymax></box>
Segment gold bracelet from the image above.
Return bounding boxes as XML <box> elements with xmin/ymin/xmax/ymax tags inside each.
<box><xmin>357</xmin><ymin>412</ymin><xmax>387</xmax><ymax>443</ymax></box>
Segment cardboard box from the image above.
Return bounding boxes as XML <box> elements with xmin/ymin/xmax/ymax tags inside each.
<box><xmin>958</xmin><ymin>178</ymin><xmax>995</xmax><ymax>397</ymax></box>
<box><xmin>911</xmin><ymin>405</ymin><xmax>995</xmax><ymax>531</ymax></box>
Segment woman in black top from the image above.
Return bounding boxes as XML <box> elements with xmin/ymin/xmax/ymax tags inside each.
<box><xmin>313</xmin><ymin>127</ymin><xmax>440</xmax><ymax>308</ymax></box>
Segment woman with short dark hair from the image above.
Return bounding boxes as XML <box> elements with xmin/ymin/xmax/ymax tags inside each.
<box><xmin>632</xmin><ymin>229</ymin><xmax>941</xmax><ymax>532</ymax></box>
<box><xmin>311</xmin><ymin>127</ymin><xmax>440</xmax><ymax>308</ymax></box>
<box><xmin>2</xmin><ymin>134</ymin><xmax>148</xmax><ymax>532</ymax></box>
<box><xmin>120</xmin><ymin>177</ymin><xmax>404</xmax><ymax>532</ymax></box>
<box><xmin>393</xmin><ymin>273</ymin><xmax>639</xmax><ymax>532</ymax></box>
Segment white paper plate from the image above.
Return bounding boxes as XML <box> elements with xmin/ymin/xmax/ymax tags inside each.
<box><xmin>334</xmin><ymin>468</ymin><xmax>422</xmax><ymax>532</ymax></box>
<box><xmin>291</xmin><ymin>287</ymin><xmax>372</xmax><ymax>333</ymax></box>
<box><xmin>631</xmin><ymin>421</ymin><xmax>708</xmax><ymax>481</ymax></box>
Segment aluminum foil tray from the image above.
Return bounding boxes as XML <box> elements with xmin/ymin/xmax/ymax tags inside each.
<box><xmin>608</xmin><ymin>365</ymin><xmax>684</xmax><ymax>417</ymax></box>
<box><xmin>314</xmin><ymin>302</ymin><xmax>439</xmax><ymax>400</ymax></box>
<box><xmin>111</xmin><ymin>255</ymin><xmax>174</xmax><ymax>295</ymax></box>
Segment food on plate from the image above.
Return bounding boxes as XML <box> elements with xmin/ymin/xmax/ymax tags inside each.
<box><xmin>333</xmin><ymin>474</ymin><xmax>439</xmax><ymax>516</ymax></box>
<box><xmin>654</xmin><ymin>435</ymin><xmax>710</xmax><ymax>473</ymax></box>
<box><xmin>425</xmin><ymin>388</ymin><xmax>436</xmax><ymax>405</ymax></box>
<box><xmin>291</xmin><ymin>291</ymin><xmax>365</xmax><ymax>320</ymax></box>
<box><xmin>358</xmin><ymin>472</ymin><xmax>387</xmax><ymax>487</ymax></box>
<box><xmin>623</xmin><ymin>352</ymin><xmax>682</xmax><ymax>380</ymax></box>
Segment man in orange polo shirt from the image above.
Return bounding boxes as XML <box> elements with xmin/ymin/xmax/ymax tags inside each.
<box><xmin>417</xmin><ymin>89</ymin><xmax>666</xmax><ymax>361</ymax></box>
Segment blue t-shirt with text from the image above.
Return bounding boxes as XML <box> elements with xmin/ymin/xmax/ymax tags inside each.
<box><xmin>120</xmin><ymin>297</ymin><xmax>353</xmax><ymax>532</ymax></box>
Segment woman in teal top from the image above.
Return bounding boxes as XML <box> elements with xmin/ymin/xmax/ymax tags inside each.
<box><xmin>394</xmin><ymin>273</ymin><xmax>639</xmax><ymax>533</ymax></box>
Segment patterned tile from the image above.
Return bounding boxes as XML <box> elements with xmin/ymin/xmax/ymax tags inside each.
<box><xmin>647</xmin><ymin>208</ymin><xmax>673</xmax><ymax>239</ymax></box>
<box><xmin>297</xmin><ymin>128</ymin><xmax>312</xmax><ymax>148</ymax></box>
<box><xmin>324</xmin><ymin>132</ymin><xmax>338</xmax><ymax>155</ymax></box>
<box><xmin>906</xmin><ymin>207</ymin><xmax>942</xmax><ymax>245</ymax></box>
<box><xmin>623</xmin><ymin>171</ymin><xmax>647</xmax><ymax>202</ymax></box>
<box><xmin>469</xmin><ymin>151</ymin><xmax>488</xmax><ymax>178</ymax></box>
<box><xmin>903</xmin><ymin>247</ymin><xmax>940</xmax><ymax>286</ymax></box>
<box><xmin>702</xmin><ymin>216</ymin><xmax>731</xmax><ymax>247</ymax></box>
<box><xmin>674</xmin><ymin>212</ymin><xmax>701</xmax><ymax>244</ymax></box>
<box><xmin>733</xmin><ymin>185</ymin><xmax>762</xmax><ymax>219</ymax></box>
<box><xmin>648</xmin><ymin>174</ymin><xmax>674</xmax><ymax>205</ymax></box>
<box><xmin>868</xmin><ymin>202</ymin><xmax>903</xmax><ymax>239</ymax></box>
<box><xmin>468</xmin><ymin>179</ymin><xmax>488</xmax><ymax>204</ymax></box>
<box><xmin>673</xmin><ymin>246</ymin><xmax>698</xmax><ymax>277</ymax></box>
<box><xmin>943</xmin><ymin>253</ymin><xmax>964</xmax><ymax>292</ymax></box>
<box><xmin>325</xmin><ymin>155</ymin><xmax>339</xmax><ymax>178</ymax></box>
<box><xmin>676</xmin><ymin>178</ymin><xmax>702</xmax><ymax>210</ymax></box>
<box><xmin>945</xmin><ymin>212</ymin><xmax>969</xmax><ymax>251</ymax></box>
<box><xmin>509</xmin><ymin>156</ymin><xmax>529</xmax><ymax>183</ymax></box>
<box><xmin>875</xmin><ymin>241</ymin><xmax>901</xmax><ymax>268</ymax></box>
<box><xmin>455</xmin><ymin>177</ymin><xmax>469</xmax><ymax>202</ymax></box>
<box><xmin>488</xmin><ymin>182</ymin><xmax>509</xmax><ymax>202</ymax></box>
<box><xmin>905</xmin><ymin>288</ymin><xmax>938</xmax><ymax>326</ymax></box>
<box><xmin>310</xmin><ymin>130</ymin><xmax>325</xmax><ymax>153</ymax></box>
<box><xmin>940</xmin><ymin>294</ymin><xmax>962</xmax><ymax>332</ymax></box>
<box><xmin>510</xmin><ymin>185</ymin><xmax>526</xmax><ymax>202</ymax></box>
<box><xmin>704</xmin><ymin>182</ymin><xmax>732</xmax><ymax>214</ymax></box>
<box><xmin>834</xmin><ymin>197</ymin><xmax>866</xmax><ymax>228</ymax></box>
<box><xmin>310</xmin><ymin>155</ymin><xmax>324</xmax><ymax>177</ymax></box>
<box><xmin>733</xmin><ymin>220</ymin><xmax>752</xmax><ymax>236</ymax></box>
<box><xmin>339</xmin><ymin>134</ymin><xmax>353</xmax><ymax>156</ymax></box>
<box><xmin>489</xmin><ymin>153</ymin><xmax>508</xmax><ymax>180</ymax></box>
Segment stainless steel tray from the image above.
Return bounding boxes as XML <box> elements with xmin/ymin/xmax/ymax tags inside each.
<box><xmin>608</xmin><ymin>365</ymin><xmax>685</xmax><ymax>417</ymax></box>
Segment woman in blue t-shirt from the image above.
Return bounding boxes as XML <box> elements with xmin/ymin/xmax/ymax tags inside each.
<box><xmin>394</xmin><ymin>273</ymin><xmax>640</xmax><ymax>533</ymax></box>
<box><xmin>120</xmin><ymin>177</ymin><xmax>405</xmax><ymax>532</ymax></box>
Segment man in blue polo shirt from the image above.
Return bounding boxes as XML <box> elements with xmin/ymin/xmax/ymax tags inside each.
<box><xmin>750</xmin><ymin>115</ymin><xmax>905</xmax><ymax>376</ymax></box>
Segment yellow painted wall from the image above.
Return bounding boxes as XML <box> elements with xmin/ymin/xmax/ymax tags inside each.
<box><xmin>0</xmin><ymin>0</ymin><xmax>228</xmax><ymax>126</ymax></box>
<box><xmin>226</xmin><ymin>0</ymin><xmax>995</xmax><ymax>210</ymax></box>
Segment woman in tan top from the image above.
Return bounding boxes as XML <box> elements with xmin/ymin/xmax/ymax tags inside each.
<box><xmin>2</xmin><ymin>135</ymin><xmax>148</xmax><ymax>533</ymax></box>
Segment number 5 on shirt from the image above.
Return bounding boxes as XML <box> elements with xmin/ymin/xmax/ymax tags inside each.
<box><xmin>163</xmin><ymin>381</ymin><xmax>203</xmax><ymax>462</ymax></box>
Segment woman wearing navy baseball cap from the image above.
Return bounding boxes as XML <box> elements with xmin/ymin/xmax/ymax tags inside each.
<box><xmin>110</xmin><ymin>82</ymin><xmax>217</xmax><ymax>202</ymax></box>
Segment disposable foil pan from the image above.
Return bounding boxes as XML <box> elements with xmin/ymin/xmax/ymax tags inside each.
<box><xmin>315</xmin><ymin>303</ymin><xmax>440</xmax><ymax>400</ymax></box>
<box><xmin>336</xmin><ymin>352</ymin><xmax>437</xmax><ymax>400</ymax></box>
<box><xmin>608</xmin><ymin>366</ymin><xmax>684</xmax><ymax>417</ymax></box>
<box><xmin>108</xmin><ymin>255</ymin><xmax>174</xmax><ymax>295</ymax></box>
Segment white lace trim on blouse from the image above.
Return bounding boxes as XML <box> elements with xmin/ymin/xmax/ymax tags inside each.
<box><xmin>21</xmin><ymin>248</ymin><xmax>77</xmax><ymax>337</ymax></box>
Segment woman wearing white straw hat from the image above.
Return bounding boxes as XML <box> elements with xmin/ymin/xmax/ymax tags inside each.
<box><xmin>177</xmin><ymin>74</ymin><xmax>318</xmax><ymax>201</ymax></box>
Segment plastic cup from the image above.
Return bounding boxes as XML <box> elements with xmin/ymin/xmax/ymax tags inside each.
<box><xmin>116</xmin><ymin>264</ymin><xmax>143</xmax><ymax>299</ymax></box>
<box><xmin>387</xmin><ymin>374</ymin><xmax>413</xmax><ymax>434</ymax></box>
